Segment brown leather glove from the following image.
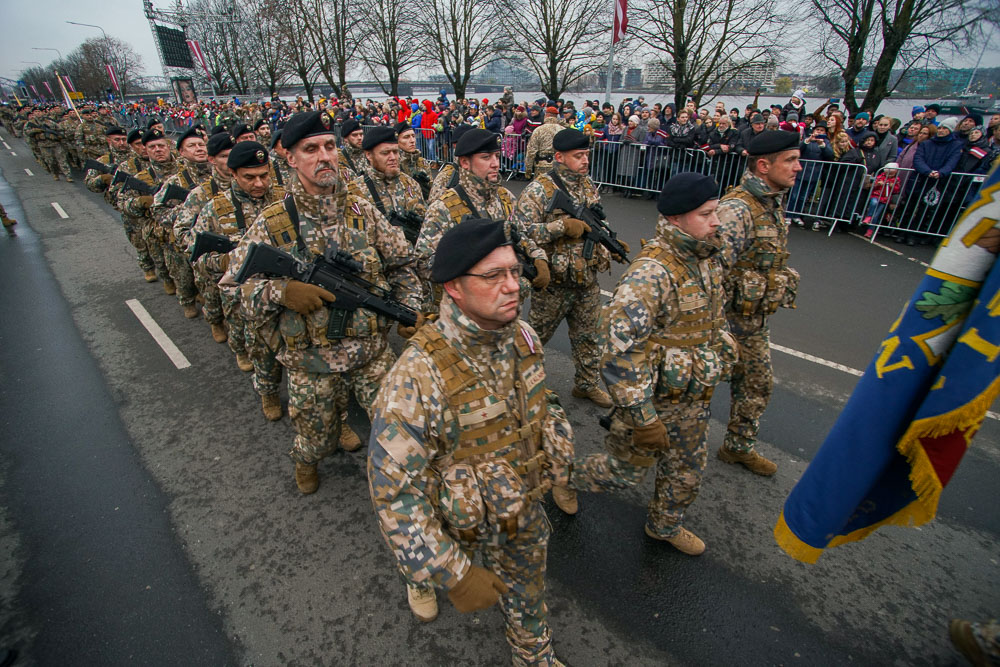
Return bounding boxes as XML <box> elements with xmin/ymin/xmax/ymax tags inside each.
<box><xmin>632</xmin><ymin>420</ymin><xmax>669</xmax><ymax>451</ymax></box>
<box><xmin>100</xmin><ymin>173</ymin><xmax>112</xmax><ymax>185</ymax></box>
<box><xmin>396</xmin><ymin>311</ymin><xmax>425</xmax><ymax>339</ymax></box>
<box><xmin>613</xmin><ymin>239</ymin><xmax>631</xmax><ymax>263</ymax></box>
<box><xmin>562</xmin><ymin>217</ymin><xmax>591</xmax><ymax>239</ymax></box>
<box><xmin>215</xmin><ymin>253</ymin><xmax>230</xmax><ymax>273</ymax></box>
<box><xmin>531</xmin><ymin>259</ymin><xmax>550</xmax><ymax>290</ymax></box>
<box><xmin>138</xmin><ymin>195</ymin><xmax>154</xmax><ymax>209</ymax></box>
<box><xmin>283</xmin><ymin>280</ymin><xmax>336</xmax><ymax>315</ymax></box>
<box><xmin>448</xmin><ymin>565</ymin><xmax>508</xmax><ymax>613</ymax></box>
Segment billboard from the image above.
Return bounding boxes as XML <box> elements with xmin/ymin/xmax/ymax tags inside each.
<box><xmin>155</xmin><ymin>25</ymin><xmax>195</xmax><ymax>69</ymax></box>
<box><xmin>172</xmin><ymin>77</ymin><xmax>197</xmax><ymax>104</ymax></box>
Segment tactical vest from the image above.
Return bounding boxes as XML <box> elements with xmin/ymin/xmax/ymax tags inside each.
<box><xmin>636</xmin><ymin>242</ymin><xmax>736</xmax><ymax>402</ymax></box>
<box><xmin>259</xmin><ymin>193</ymin><xmax>383</xmax><ymax>345</ymax></box>
<box><xmin>411</xmin><ymin>324</ymin><xmax>552</xmax><ymax>541</ymax></box>
<box><xmin>440</xmin><ymin>186</ymin><xmax>513</xmax><ymax>226</ymax></box>
<box><xmin>212</xmin><ymin>186</ymin><xmax>286</xmax><ymax>239</ymax></box>
<box><xmin>721</xmin><ymin>186</ymin><xmax>796</xmax><ymax>317</ymax></box>
<box><xmin>539</xmin><ymin>174</ymin><xmax>606</xmax><ymax>283</ymax></box>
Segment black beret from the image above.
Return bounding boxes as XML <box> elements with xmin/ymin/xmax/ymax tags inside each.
<box><xmin>281</xmin><ymin>111</ymin><xmax>337</xmax><ymax>149</ymax></box>
<box><xmin>451</xmin><ymin>124</ymin><xmax>471</xmax><ymax>144</ymax></box>
<box><xmin>207</xmin><ymin>132</ymin><xmax>236</xmax><ymax>157</ymax></box>
<box><xmin>176</xmin><ymin>126</ymin><xmax>202</xmax><ymax>150</ymax></box>
<box><xmin>455</xmin><ymin>129</ymin><xmax>501</xmax><ymax>157</ymax></box>
<box><xmin>231</xmin><ymin>123</ymin><xmax>253</xmax><ymax>139</ymax></box>
<box><xmin>269</xmin><ymin>130</ymin><xmax>282</xmax><ymax>150</ymax></box>
<box><xmin>657</xmin><ymin>172</ymin><xmax>719</xmax><ymax>217</ymax></box>
<box><xmin>340</xmin><ymin>118</ymin><xmax>361</xmax><ymax>137</ymax></box>
<box><xmin>127</xmin><ymin>129</ymin><xmax>143</xmax><ymax>144</ymax></box>
<box><xmin>141</xmin><ymin>128</ymin><xmax>167</xmax><ymax>145</ymax></box>
<box><xmin>553</xmin><ymin>128</ymin><xmax>588</xmax><ymax>152</ymax></box>
<box><xmin>211</xmin><ymin>124</ymin><xmax>230</xmax><ymax>136</ymax></box>
<box><xmin>227</xmin><ymin>141</ymin><xmax>270</xmax><ymax>171</ymax></box>
<box><xmin>146</xmin><ymin>117</ymin><xmax>162</xmax><ymax>129</ymax></box>
<box><xmin>253</xmin><ymin>118</ymin><xmax>268</xmax><ymax>131</ymax></box>
<box><xmin>747</xmin><ymin>130</ymin><xmax>800</xmax><ymax>156</ymax></box>
<box><xmin>104</xmin><ymin>126</ymin><xmax>126</xmax><ymax>137</ymax></box>
<box><xmin>394</xmin><ymin>121</ymin><xmax>413</xmax><ymax>135</ymax></box>
<box><xmin>362</xmin><ymin>125</ymin><xmax>397</xmax><ymax>150</ymax></box>
<box><xmin>431</xmin><ymin>218</ymin><xmax>512</xmax><ymax>283</ymax></box>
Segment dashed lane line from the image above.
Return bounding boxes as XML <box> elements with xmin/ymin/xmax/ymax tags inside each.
<box><xmin>601</xmin><ymin>289</ymin><xmax>613</xmax><ymax>298</ymax></box>
<box><xmin>51</xmin><ymin>202</ymin><xmax>68</xmax><ymax>219</ymax></box>
<box><xmin>2</xmin><ymin>141</ymin><xmax>10</xmax><ymax>149</ymax></box>
<box><xmin>850</xmin><ymin>232</ymin><xmax>930</xmax><ymax>267</ymax></box>
<box><xmin>9</xmin><ymin>152</ymin><xmax>15</xmax><ymax>156</ymax></box>
<box><xmin>24</xmin><ymin>168</ymin><xmax>33</xmax><ymax>176</ymax></box>
<box><xmin>125</xmin><ymin>299</ymin><xmax>191</xmax><ymax>370</ymax></box>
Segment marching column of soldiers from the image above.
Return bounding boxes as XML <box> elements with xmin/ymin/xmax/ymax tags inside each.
<box><xmin>1</xmin><ymin>99</ymin><xmax>804</xmax><ymax>666</ymax></box>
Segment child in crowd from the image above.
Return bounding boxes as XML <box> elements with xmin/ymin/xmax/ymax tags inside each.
<box><xmin>863</xmin><ymin>162</ymin><xmax>903</xmax><ymax>238</ymax></box>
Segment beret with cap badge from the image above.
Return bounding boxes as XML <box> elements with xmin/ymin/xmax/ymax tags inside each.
<box><xmin>431</xmin><ymin>218</ymin><xmax>512</xmax><ymax>283</ymax></box>
<box><xmin>227</xmin><ymin>140</ymin><xmax>271</xmax><ymax>171</ymax></box>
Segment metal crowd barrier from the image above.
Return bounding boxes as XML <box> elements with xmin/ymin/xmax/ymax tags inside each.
<box><xmin>786</xmin><ymin>160</ymin><xmax>870</xmax><ymax>234</ymax></box>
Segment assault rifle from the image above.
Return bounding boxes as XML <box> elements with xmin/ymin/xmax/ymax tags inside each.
<box><xmin>234</xmin><ymin>242</ymin><xmax>418</xmax><ymax>339</ymax></box>
<box><xmin>190</xmin><ymin>231</ymin><xmax>235</xmax><ymax>263</ymax></box>
<box><xmin>387</xmin><ymin>209</ymin><xmax>423</xmax><ymax>244</ymax></box>
<box><xmin>546</xmin><ymin>189</ymin><xmax>629</xmax><ymax>263</ymax></box>
<box><xmin>117</xmin><ymin>174</ymin><xmax>190</xmax><ymax>204</ymax></box>
<box><xmin>413</xmin><ymin>171</ymin><xmax>432</xmax><ymax>199</ymax></box>
<box><xmin>85</xmin><ymin>159</ymin><xmax>114</xmax><ymax>175</ymax></box>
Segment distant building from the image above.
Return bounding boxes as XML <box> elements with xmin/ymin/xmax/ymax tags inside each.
<box><xmin>642</xmin><ymin>61</ymin><xmax>672</xmax><ymax>88</ymax></box>
<box><xmin>471</xmin><ymin>61</ymin><xmax>538</xmax><ymax>89</ymax></box>
<box><xmin>624</xmin><ymin>68</ymin><xmax>642</xmax><ymax>89</ymax></box>
<box><xmin>728</xmin><ymin>58</ymin><xmax>777</xmax><ymax>88</ymax></box>
<box><xmin>856</xmin><ymin>66</ymin><xmax>975</xmax><ymax>95</ymax></box>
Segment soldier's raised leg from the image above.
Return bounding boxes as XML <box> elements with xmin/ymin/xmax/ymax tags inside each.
<box><xmin>248</xmin><ymin>320</ymin><xmax>284</xmax><ymax>421</ymax></box>
<box><xmin>720</xmin><ymin>321</ymin><xmax>777</xmax><ymax>476</ymax></box>
<box><xmin>124</xmin><ymin>217</ymin><xmax>158</xmax><ymax>282</ymax></box>
<box><xmin>142</xmin><ymin>223</ymin><xmax>174</xmax><ymax>292</ymax></box>
<box><xmin>564</xmin><ymin>283</ymin><xmax>610</xmax><ymax>406</ymax></box>
<box><xmin>287</xmin><ymin>369</ymin><xmax>346</xmax><ymax>494</ymax></box>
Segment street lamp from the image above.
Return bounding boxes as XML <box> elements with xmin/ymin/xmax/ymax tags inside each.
<box><xmin>67</xmin><ymin>21</ymin><xmax>115</xmax><ymax>100</ymax></box>
<box><xmin>32</xmin><ymin>47</ymin><xmax>64</xmax><ymax>61</ymax></box>
<box><xmin>20</xmin><ymin>62</ymin><xmax>45</xmax><ymax>100</ymax></box>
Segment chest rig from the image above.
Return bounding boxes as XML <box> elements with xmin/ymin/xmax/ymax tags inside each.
<box><xmin>722</xmin><ymin>186</ymin><xmax>791</xmax><ymax>317</ymax></box>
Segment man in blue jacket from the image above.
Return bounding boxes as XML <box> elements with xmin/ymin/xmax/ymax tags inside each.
<box><xmin>903</xmin><ymin>117</ymin><xmax>963</xmax><ymax>244</ymax></box>
<box><xmin>788</xmin><ymin>122</ymin><xmax>834</xmax><ymax>227</ymax></box>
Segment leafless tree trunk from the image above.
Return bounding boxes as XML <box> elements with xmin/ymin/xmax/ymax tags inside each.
<box><xmin>359</xmin><ymin>0</ymin><xmax>422</xmax><ymax>97</ymax></box>
<box><xmin>414</xmin><ymin>0</ymin><xmax>501</xmax><ymax>100</ymax></box>
<box><xmin>246</xmin><ymin>0</ymin><xmax>290</xmax><ymax>97</ymax></box>
<box><xmin>279</xmin><ymin>8</ymin><xmax>318</xmax><ymax>102</ymax></box>
<box><xmin>289</xmin><ymin>0</ymin><xmax>363</xmax><ymax>98</ymax></box>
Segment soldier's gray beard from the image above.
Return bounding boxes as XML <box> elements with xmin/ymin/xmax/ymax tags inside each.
<box><xmin>313</xmin><ymin>162</ymin><xmax>338</xmax><ymax>188</ymax></box>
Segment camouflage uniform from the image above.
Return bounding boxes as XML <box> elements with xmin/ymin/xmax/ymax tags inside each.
<box><xmin>193</xmin><ymin>181</ymin><xmax>287</xmax><ymax>396</ymax></box>
<box><xmin>368</xmin><ymin>294</ymin><xmax>574</xmax><ymax>666</ymax></box>
<box><xmin>427</xmin><ymin>163</ymin><xmax>458</xmax><ymax>204</ymax></box>
<box><xmin>219</xmin><ymin>176</ymin><xmax>422</xmax><ymax>465</ymax></box>
<box><xmin>120</xmin><ymin>156</ymin><xmax>180</xmax><ymax>285</ymax></box>
<box><xmin>570</xmin><ymin>218</ymin><xmax>738</xmax><ymax>536</ymax></box>
<box><xmin>399</xmin><ymin>149</ymin><xmax>433</xmax><ymax>197</ymax></box>
<box><xmin>513</xmin><ymin>163</ymin><xmax>612</xmax><ymax>392</ymax></box>
<box><xmin>338</xmin><ymin>144</ymin><xmax>366</xmax><ymax>180</ymax></box>
<box><xmin>84</xmin><ymin>146</ymin><xmax>130</xmax><ymax>206</ymax></box>
<box><xmin>269</xmin><ymin>151</ymin><xmax>292</xmax><ymax>187</ymax></box>
<box><xmin>13</xmin><ymin>107</ymin><xmax>31</xmax><ymax>138</ymax></box>
<box><xmin>524</xmin><ymin>117</ymin><xmax>564</xmax><ymax>180</ymax></box>
<box><xmin>174</xmin><ymin>171</ymin><xmax>232</xmax><ymax>326</ymax></box>
<box><xmin>716</xmin><ymin>171</ymin><xmax>799</xmax><ymax>454</ymax></box>
<box><xmin>26</xmin><ymin>113</ymin><xmax>72</xmax><ymax>178</ymax></box>
<box><xmin>110</xmin><ymin>152</ymin><xmax>157</xmax><ymax>277</ymax></box>
<box><xmin>58</xmin><ymin>114</ymin><xmax>83</xmax><ymax>170</ymax></box>
<box><xmin>76</xmin><ymin>118</ymin><xmax>111</xmax><ymax>160</ymax></box>
<box><xmin>351</xmin><ymin>164</ymin><xmax>426</xmax><ymax>240</ymax></box>
<box><xmin>152</xmin><ymin>159</ymin><xmax>214</xmax><ymax>309</ymax></box>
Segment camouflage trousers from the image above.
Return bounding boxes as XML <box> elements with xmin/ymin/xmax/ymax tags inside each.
<box><xmin>141</xmin><ymin>221</ymin><xmax>172</xmax><ymax>285</ymax></box>
<box><xmin>122</xmin><ymin>215</ymin><xmax>155</xmax><ymax>273</ymax></box>
<box><xmin>529</xmin><ymin>280</ymin><xmax>602</xmax><ymax>391</ymax></box>
<box><xmin>192</xmin><ymin>264</ymin><xmax>224</xmax><ymax>325</ymax></box>
<box><xmin>163</xmin><ymin>240</ymin><xmax>198</xmax><ymax>307</ymax></box>
<box><xmin>287</xmin><ymin>344</ymin><xmax>396</xmax><ymax>464</ymax></box>
<box><xmin>248</xmin><ymin>320</ymin><xmax>283</xmax><ymax>398</ymax></box>
<box><xmin>456</xmin><ymin>501</ymin><xmax>555</xmax><ymax>666</ymax></box>
<box><xmin>571</xmin><ymin>399</ymin><xmax>712</xmax><ymax>537</ymax></box>
<box><xmin>37</xmin><ymin>144</ymin><xmax>71</xmax><ymax>177</ymax></box>
<box><xmin>725</xmin><ymin>316</ymin><xmax>772</xmax><ymax>454</ymax></box>
<box><xmin>219</xmin><ymin>287</ymin><xmax>250</xmax><ymax>356</ymax></box>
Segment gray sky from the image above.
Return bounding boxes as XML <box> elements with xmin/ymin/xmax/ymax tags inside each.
<box><xmin>2</xmin><ymin>0</ymin><xmax>998</xmax><ymax>87</ymax></box>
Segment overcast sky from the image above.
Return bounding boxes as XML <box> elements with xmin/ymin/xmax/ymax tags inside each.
<box><xmin>1</xmin><ymin>0</ymin><xmax>998</xmax><ymax>87</ymax></box>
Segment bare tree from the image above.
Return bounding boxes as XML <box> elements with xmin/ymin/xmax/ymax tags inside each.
<box><xmin>359</xmin><ymin>0</ymin><xmax>422</xmax><ymax>97</ymax></box>
<box><xmin>289</xmin><ymin>0</ymin><xmax>364</xmax><ymax>97</ymax></box>
<box><xmin>279</xmin><ymin>6</ymin><xmax>319</xmax><ymax>101</ymax></box>
<box><xmin>634</xmin><ymin>0</ymin><xmax>790</xmax><ymax>109</ymax></box>
<box><xmin>810</xmin><ymin>0</ymin><xmax>878</xmax><ymax>114</ymax></box>
<box><xmin>246</xmin><ymin>0</ymin><xmax>290</xmax><ymax>97</ymax></box>
<box><xmin>414</xmin><ymin>0</ymin><xmax>502</xmax><ymax>100</ymax></box>
<box><xmin>499</xmin><ymin>0</ymin><xmax>608</xmax><ymax>101</ymax></box>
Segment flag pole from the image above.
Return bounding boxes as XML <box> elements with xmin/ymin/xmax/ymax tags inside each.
<box><xmin>604</xmin><ymin>0</ymin><xmax>616</xmax><ymax>106</ymax></box>
<box><xmin>54</xmin><ymin>70</ymin><xmax>82</xmax><ymax>121</ymax></box>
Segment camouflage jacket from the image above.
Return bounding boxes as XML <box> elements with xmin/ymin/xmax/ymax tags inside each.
<box><xmin>512</xmin><ymin>163</ymin><xmax>610</xmax><ymax>287</ymax></box>
<box><xmin>76</xmin><ymin>120</ymin><xmax>110</xmax><ymax>159</ymax></box>
<box><xmin>399</xmin><ymin>149</ymin><xmax>431</xmax><ymax>179</ymax></box>
<box><xmin>25</xmin><ymin>117</ymin><xmax>61</xmax><ymax>147</ymax></box>
<box><xmin>352</xmin><ymin>167</ymin><xmax>426</xmax><ymax>223</ymax></box>
<box><xmin>108</xmin><ymin>153</ymin><xmax>151</xmax><ymax>211</ymax></box>
<box><xmin>603</xmin><ymin>218</ymin><xmax>736</xmax><ymax>426</ymax></box>
<box><xmin>173</xmin><ymin>168</ymin><xmax>232</xmax><ymax>253</ymax></box>
<box><xmin>84</xmin><ymin>148</ymin><xmax>130</xmax><ymax>204</ymax></box>
<box><xmin>338</xmin><ymin>144</ymin><xmax>366</xmax><ymax>179</ymax></box>
<box><xmin>367</xmin><ymin>294</ymin><xmax>574</xmax><ymax>590</ymax></box>
<box><xmin>151</xmin><ymin>159</ymin><xmax>213</xmax><ymax>242</ymax></box>
<box><xmin>192</xmin><ymin>182</ymin><xmax>283</xmax><ymax>278</ymax></box>
<box><xmin>427</xmin><ymin>163</ymin><xmax>458</xmax><ymax>204</ymax></box>
<box><xmin>218</xmin><ymin>176</ymin><xmax>422</xmax><ymax>374</ymax></box>
<box><xmin>59</xmin><ymin>117</ymin><xmax>81</xmax><ymax>147</ymax></box>
<box><xmin>416</xmin><ymin>168</ymin><xmax>543</xmax><ymax>283</ymax></box>
<box><xmin>524</xmin><ymin>117</ymin><xmax>564</xmax><ymax>178</ymax></box>
<box><xmin>120</xmin><ymin>157</ymin><xmax>179</xmax><ymax>221</ymax></box>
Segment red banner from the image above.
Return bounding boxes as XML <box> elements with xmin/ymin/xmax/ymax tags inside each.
<box><xmin>613</xmin><ymin>0</ymin><xmax>628</xmax><ymax>44</ymax></box>
<box><xmin>63</xmin><ymin>75</ymin><xmax>75</xmax><ymax>93</ymax></box>
<box><xmin>186</xmin><ymin>39</ymin><xmax>211</xmax><ymax>80</ymax></box>
<box><xmin>106</xmin><ymin>65</ymin><xmax>120</xmax><ymax>92</ymax></box>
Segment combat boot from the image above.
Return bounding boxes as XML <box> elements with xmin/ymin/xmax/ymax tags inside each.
<box><xmin>183</xmin><ymin>303</ymin><xmax>199</xmax><ymax>319</ymax></box>
<box><xmin>236</xmin><ymin>353</ymin><xmax>254</xmax><ymax>372</ymax></box>
<box><xmin>210</xmin><ymin>322</ymin><xmax>227</xmax><ymax>343</ymax></box>
<box><xmin>339</xmin><ymin>422</ymin><xmax>363</xmax><ymax>452</ymax></box>
<box><xmin>645</xmin><ymin>524</ymin><xmax>705</xmax><ymax>556</ymax></box>
<box><xmin>717</xmin><ymin>447</ymin><xmax>778</xmax><ymax>476</ymax></box>
<box><xmin>163</xmin><ymin>280</ymin><xmax>176</xmax><ymax>295</ymax></box>
<box><xmin>143</xmin><ymin>270</ymin><xmax>157</xmax><ymax>283</ymax></box>
<box><xmin>65</xmin><ymin>177</ymin><xmax>74</xmax><ymax>183</ymax></box>
<box><xmin>949</xmin><ymin>619</ymin><xmax>996</xmax><ymax>667</ymax></box>
<box><xmin>572</xmin><ymin>385</ymin><xmax>613</xmax><ymax>408</ymax></box>
<box><xmin>406</xmin><ymin>584</ymin><xmax>438</xmax><ymax>623</ymax></box>
<box><xmin>261</xmin><ymin>394</ymin><xmax>282</xmax><ymax>421</ymax></box>
<box><xmin>53</xmin><ymin>174</ymin><xmax>59</xmax><ymax>181</ymax></box>
<box><xmin>552</xmin><ymin>486</ymin><xmax>578</xmax><ymax>515</ymax></box>
<box><xmin>1</xmin><ymin>217</ymin><xmax>16</xmax><ymax>227</ymax></box>
<box><xmin>295</xmin><ymin>462</ymin><xmax>318</xmax><ymax>494</ymax></box>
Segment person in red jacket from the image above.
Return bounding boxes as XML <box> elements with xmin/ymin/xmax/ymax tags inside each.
<box><xmin>862</xmin><ymin>162</ymin><xmax>902</xmax><ymax>237</ymax></box>
<box><xmin>419</xmin><ymin>99</ymin><xmax>439</xmax><ymax>161</ymax></box>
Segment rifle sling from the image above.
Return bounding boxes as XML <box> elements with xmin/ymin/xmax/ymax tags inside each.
<box><xmin>452</xmin><ymin>184</ymin><xmax>481</xmax><ymax>219</ymax></box>
<box><xmin>272</xmin><ymin>160</ymin><xmax>284</xmax><ymax>186</ymax></box>
<box><xmin>231</xmin><ymin>188</ymin><xmax>246</xmax><ymax>232</ymax></box>
<box><xmin>283</xmin><ymin>196</ymin><xmax>310</xmax><ymax>256</ymax></box>
<box><xmin>363</xmin><ymin>175</ymin><xmax>389</xmax><ymax>218</ymax></box>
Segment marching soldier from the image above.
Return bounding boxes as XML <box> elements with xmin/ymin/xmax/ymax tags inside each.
<box><xmin>353</xmin><ymin>125</ymin><xmax>426</xmax><ymax>240</ymax></box>
<box><xmin>570</xmin><ymin>173</ymin><xmax>738</xmax><ymax>555</ymax></box>
<box><xmin>368</xmin><ymin>219</ymin><xmax>573</xmax><ymax>666</ymax></box>
<box><xmin>426</xmin><ymin>125</ymin><xmax>471</xmax><ymax>204</ymax></box>
<box><xmin>109</xmin><ymin>129</ymin><xmax>158</xmax><ymax>282</ymax></box>
<box><xmin>523</xmin><ymin>105</ymin><xmax>563</xmax><ymax>180</ymax></box>
<box><xmin>120</xmin><ymin>129</ymin><xmax>179</xmax><ymax>291</ymax></box>
<box><xmin>337</xmin><ymin>118</ymin><xmax>365</xmax><ymax>179</ymax></box>
<box><xmin>252</xmin><ymin>118</ymin><xmax>271</xmax><ymax>144</ymax></box>
<box><xmin>395</xmin><ymin>122</ymin><xmax>433</xmax><ymax>198</ymax></box>
<box><xmin>219</xmin><ymin>111</ymin><xmax>423</xmax><ymax>495</ymax></box>
<box><xmin>58</xmin><ymin>108</ymin><xmax>83</xmax><ymax>171</ymax></box>
<box><xmin>77</xmin><ymin>106</ymin><xmax>112</xmax><ymax>160</ymax></box>
<box><xmin>26</xmin><ymin>108</ymin><xmax>73</xmax><ymax>181</ymax></box>
<box><xmin>174</xmin><ymin>132</ymin><xmax>237</xmax><ymax>345</ymax></box>
<box><xmin>513</xmin><ymin>128</ymin><xmax>626</xmax><ymax>410</ymax></box>
<box><xmin>231</xmin><ymin>123</ymin><xmax>256</xmax><ymax>143</ymax></box>
<box><xmin>151</xmin><ymin>127</ymin><xmax>214</xmax><ymax>318</ymax></box>
<box><xmin>714</xmin><ymin>130</ymin><xmax>801</xmax><ymax>476</ymax></box>
<box><xmin>83</xmin><ymin>126</ymin><xmax>130</xmax><ymax>205</ymax></box>
<box><xmin>1</xmin><ymin>203</ymin><xmax>16</xmax><ymax>230</ymax></box>
<box><xmin>191</xmin><ymin>142</ymin><xmax>288</xmax><ymax>421</ymax></box>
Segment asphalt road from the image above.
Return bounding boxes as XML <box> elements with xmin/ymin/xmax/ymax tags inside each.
<box><xmin>0</xmin><ymin>134</ymin><xmax>996</xmax><ymax>667</ymax></box>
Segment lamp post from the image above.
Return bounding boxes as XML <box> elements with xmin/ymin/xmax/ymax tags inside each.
<box><xmin>67</xmin><ymin>21</ymin><xmax>115</xmax><ymax>100</ymax></box>
<box><xmin>32</xmin><ymin>47</ymin><xmax>64</xmax><ymax>61</ymax></box>
<box><xmin>20</xmin><ymin>61</ymin><xmax>44</xmax><ymax>100</ymax></box>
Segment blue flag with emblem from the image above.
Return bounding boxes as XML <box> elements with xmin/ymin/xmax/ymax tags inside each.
<box><xmin>775</xmin><ymin>162</ymin><xmax>1000</xmax><ymax>563</ymax></box>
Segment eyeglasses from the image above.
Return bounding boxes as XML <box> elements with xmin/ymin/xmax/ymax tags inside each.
<box><xmin>463</xmin><ymin>264</ymin><xmax>524</xmax><ymax>285</ymax></box>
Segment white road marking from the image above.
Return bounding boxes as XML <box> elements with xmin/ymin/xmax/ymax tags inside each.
<box><xmin>9</xmin><ymin>152</ymin><xmax>15</xmax><ymax>156</ymax></box>
<box><xmin>50</xmin><ymin>202</ymin><xmax>69</xmax><ymax>219</ymax></box>
<box><xmin>851</xmin><ymin>231</ymin><xmax>930</xmax><ymax>267</ymax></box>
<box><xmin>601</xmin><ymin>289</ymin><xmax>613</xmax><ymax>298</ymax></box>
<box><xmin>2</xmin><ymin>141</ymin><xmax>10</xmax><ymax>149</ymax></box>
<box><xmin>125</xmin><ymin>299</ymin><xmax>191</xmax><ymax>370</ymax></box>
<box><xmin>24</xmin><ymin>168</ymin><xmax>33</xmax><ymax>176</ymax></box>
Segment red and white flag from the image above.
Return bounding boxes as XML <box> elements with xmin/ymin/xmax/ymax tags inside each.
<box><xmin>62</xmin><ymin>75</ymin><xmax>75</xmax><ymax>93</ymax></box>
<box><xmin>30</xmin><ymin>84</ymin><xmax>38</xmax><ymax>97</ymax></box>
<box><xmin>187</xmin><ymin>39</ymin><xmax>211</xmax><ymax>79</ymax></box>
<box><xmin>613</xmin><ymin>0</ymin><xmax>628</xmax><ymax>44</ymax></box>
<box><xmin>43</xmin><ymin>81</ymin><xmax>54</xmax><ymax>97</ymax></box>
<box><xmin>106</xmin><ymin>65</ymin><xmax>120</xmax><ymax>92</ymax></box>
